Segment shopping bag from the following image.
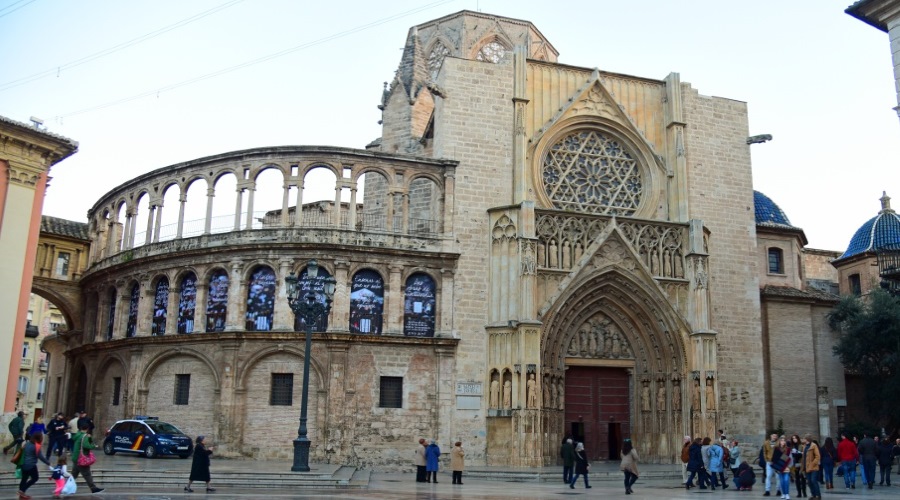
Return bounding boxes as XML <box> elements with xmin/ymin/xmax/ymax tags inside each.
<box><xmin>61</xmin><ymin>475</ymin><xmax>77</xmax><ymax>495</ymax></box>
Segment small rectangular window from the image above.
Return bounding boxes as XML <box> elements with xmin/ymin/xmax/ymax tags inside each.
<box><xmin>768</xmin><ymin>248</ymin><xmax>784</xmax><ymax>274</ymax></box>
<box><xmin>849</xmin><ymin>274</ymin><xmax>861</xmax><ymax>296</ymax></box>
<box><xmin>56</xmin><ymin>252</ymin><xmax>71</xmax><ymax>277</ymax></box>
<box><xmin>379</xmin><ymin>376</ymin><xmax>403</xmax><ymax>408</ymax></box>
<box><xmin>112</xmin><ymin>377</ymin><xmax>122</xmax><ymax>406</ymax></box>
<box><xmin>174</xmin><ymin>374</ymin><xmax>190</xmax><ymax>405</ymax></box>
<box><xmin>270</xmin><ymin>373</ymin><xmax>293</xmax><ymax>406</ymax></box>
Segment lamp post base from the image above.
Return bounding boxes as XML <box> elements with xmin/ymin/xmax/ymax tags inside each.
<box><xmin>291</xmin><ymin>437</ymin><xmax>311</xmax><ymax>472</ymax></box>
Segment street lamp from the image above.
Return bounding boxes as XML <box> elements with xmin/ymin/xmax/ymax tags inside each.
<box><xmin>284</xmin><ymin>259</ymin><xmax>336</xmax><ymax>472</ymax></box>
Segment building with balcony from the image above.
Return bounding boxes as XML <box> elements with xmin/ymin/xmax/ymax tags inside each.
<box><xmin>32</xmin><ymin>10</ymin><xmax>879</xmax><ymax>467</ymax></box>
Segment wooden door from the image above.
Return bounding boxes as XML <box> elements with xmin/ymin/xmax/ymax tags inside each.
<box><xmin>565</xmin><ymin>366</ymin><xmax>630</xmax><ymax>460</ymax></box>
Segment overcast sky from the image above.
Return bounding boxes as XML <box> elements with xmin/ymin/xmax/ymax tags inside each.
<box><xmin>2</xmin><ymin>0</ymin><xmax>896</xmax><ymax>252</ymax></box>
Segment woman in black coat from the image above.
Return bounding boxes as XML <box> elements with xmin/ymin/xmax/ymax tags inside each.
<box><xmin>685</xmin><ymin>438</ymin><xmax>709</xmax><ymax>489</ymax></box>
<box><xmin>186</xmin><ymin>436</ymin><xmax>215</xmax><ymax>493</ymax></box>
<box><xmin>568</xmin><ymin>442</ymin><xmax>592</xmax><ymax>489</ymax></box>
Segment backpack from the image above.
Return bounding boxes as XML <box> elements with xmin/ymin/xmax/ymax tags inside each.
<box><xmin>723</xmin><ymin>446</ymin><xmax>731</xmax><ymax>466</ymax></box>
<box><xmin>681</xmin><ymin>444</ymin><xmax>690</xmax><ymax>463</ymax></box>
<box><xmin>50</xmin><ymin>466</ymin><xmax>62</xmax><ymax>480</ymax></box>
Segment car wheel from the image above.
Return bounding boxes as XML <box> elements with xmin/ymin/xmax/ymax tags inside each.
<box><xmin>103</xmin><ymin>441</ymin><xmax>116</xmax><ymax>455</ymax></box>
<box><xmin>145</xmin><ymin>444</ymin><xmax>157</xmax><ymax>458</ymax></box>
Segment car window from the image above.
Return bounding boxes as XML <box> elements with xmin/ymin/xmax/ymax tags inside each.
<box><xmin>113</xmin><ymin>422</ymin><xmax>133</xmax><ymax>432</ymax></box>
<box><xmin>147</xmin><ymin>422</ymin><xmax>183</xmax><ymax>435</ymax></box>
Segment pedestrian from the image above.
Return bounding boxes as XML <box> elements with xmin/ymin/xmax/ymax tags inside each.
<box><xmin>71</xmin><ymin>423</ymin><xmax>104</xmax><ymax>494</ymax></box>
<box><xmin>17</xmin><ymin>433</ymin><xmax>50</xmax><ymax>499</ymax></box>
<box><xmin>560</xmin><ymin>437</ymin><xmax>575</xmax><ymax>484</ymax></box>
<box><xmin>568</xmin><ymin>442</ymin><xmax>591</xmax><ymax>489</ymax></box>
<box><xmin>186</xmin><ymin>435</ymin><xmax>215</xmax><ymax>492</ymax></box>
<box><xmin>27</xmin><ymin>416</ymin><xmax>45</xmax><ymax>438</ymax></box>
<box><xmin>774</xmin><ymin>436</ymin><xmax>793</xmax><ymax>500</ymax></box>
<box><xmin>450</xmin><ymin>441</ymin><xmax>464</xmax><ymax>485</ymax></box>
<box><xmin>619</xmin><ymin>438</ymin><xmax>639</xmax><ymax>495</ymax></box>
<box><xmin>733</xmin><ymin>461</ymin><xmax>757</xmax><ymax>490</ymax></box>
<box><xmin>708</xmin><ymin>437</ymin><xmax>727</xmax><ymax>489</ymax></box>
<box><xmin>413</xmin><ymin>438</ymin><xmax>426</xmax><ymax>483</ymax></box>
<box><xmin>802</xmin><ymin>433</ymin><xmax>821</xmax><ymax>500</ymax></box>
<box><xmin>820</xmin><ymin>437</ymin><xmax>836</xmax><ymax>489</ymax></box>
<box><xmin>700</xmin><ymin>437</ymin><xmax>717</xmax><ymax>490</ymax></box>
<box><xmin>51</xmin><ymin>455</ymin><xmax>71</xmax><ymax>499</ymax></box>
<box><xmin>414</xmin><ymin>438</ymin><xmax>427</xmax><ymax>482</ymax></box>
<box><xmin>686</xmin><ymin>437</ymin><xmax>709</xmax><ymax>489</ymax></box>
<box><xmin>680</xmin><ymin>435</ymin><xmax>691</xmax><ymax>486</ymax></box>
<box><xmin>836</xmin><ymin>432</ymin><xmax>858</xmax><ymax>489</ymax></box>
<box><xmin>789</xmin><ymin>434</ymin><xmax>806</xmax><ymax>498</ymax></box>
<box><xmin>46</xmin><ymin>413</ymin><xmax>68</xmax><ymax>460</ymax></box>
<box><xmin>66</xmin><ymin>413</ymin><xmax>79</xmax><ymax>452</ymax></box>
<box><xmin>425</xmin><ymin>439</ymin><xmax>441</xmax><ymax>483</ymax></box>
<box><xmin>857</xmin><ymin>432</ymin><xmax>876</xmax><ymax>489</ymax></box>
<box><xmin>762</xmin><ymin>432</ymin><xmax>778</xmax><ymax>496</ymax></box>
<box><xmin>877</xmin><ymin>435</ymin><xmax>893</xmax><ymax>486</ymax></box>
<box><xmin>729</xmin><ymin>439</ymin><xmax>743</xmax><ymax>477</ymax></box>
<box><xmin>76</xmin><ymin>411</ymin><xmax>94</xmax><ymax>435</ymax></box>
<box><xmin>3</xmin><ymin>410</ymin><xmax>26</xmax><ymax>455</ymax></box>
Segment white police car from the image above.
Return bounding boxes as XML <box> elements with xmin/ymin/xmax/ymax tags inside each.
<box><xmin>103</xmin><ymin>416</ymin><xmax>193</xmax><ymax>458</ymax></box>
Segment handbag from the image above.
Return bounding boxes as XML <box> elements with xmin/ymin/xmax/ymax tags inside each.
<box><xmin>77</xmin><ymin>435</ymin><xmax>96</xmax><ymax>467</ymax></box>
<box><xmin>10</xmin><ymin>446</ymin><xmax>22</xmax><ymax>464</ymax></box>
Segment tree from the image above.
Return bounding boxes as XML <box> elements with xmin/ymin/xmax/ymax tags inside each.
<box><xmin>828</xmin><ymin>288</ymin><xmax>900</xmax><ymax>435</ymax></box>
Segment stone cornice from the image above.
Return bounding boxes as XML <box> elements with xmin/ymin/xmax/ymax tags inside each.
<box><xmin>0</xmin><ymin>116</ymin><xmax>78</xmax><ymax>185</ymax></box>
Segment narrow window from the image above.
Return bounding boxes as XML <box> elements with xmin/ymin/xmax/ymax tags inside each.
<box><xmin>174</xmin><ymin>374</ymin><xmax>190</xmax><ymax>405</ymax></box>
<box><xmin>767</xmin><ymin>248</ymin><xmax>784</xmax><ymax>274</ymax></box>
<box><xmin>55</xmin><ymin>252</ymin><xmax>70</xmax><ymax>277</ymax></box>
<box><xmin>270</xmin><ymin>374</ymin><xmax>294</xmax><ymax>406</ymax></box>
<box><xmin>112</xmin><ymin>377</ymin><xmax>122</xmax><ymax>406</ymax></box>
<box><xmin>22</xmin><ymin>342</ymin><xmax>30</xmax><ymax>358</ymax></box>
<box><xmin>849</xmin><ymin>274</ymin><xmax>861</xmax><ymax>296</ymax></box>
<box><xmin>379</xmin><ymin>376</ymin><xmax>403</xmax><ymax>408</ymax></box>
<box><xmin>18</xmin><ymin>376</ymin><xmax>28</xmax><ymax>394</ymax></box>
<box><xmin>37</xmin><ymin>379</ymin><xmax>45</xmax><ymax>401</ymax></box>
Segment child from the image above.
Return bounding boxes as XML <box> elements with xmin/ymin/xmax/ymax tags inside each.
<box><xmin>51</xmin><ymin>456</ymin><xmax>71</xmax><ymax>498</ymax></box>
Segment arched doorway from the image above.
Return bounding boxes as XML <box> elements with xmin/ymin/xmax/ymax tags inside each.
<box><xmin>542</xmin><ymin>265</ymin><xmax>691</xmax><ymax>463</ymax></box>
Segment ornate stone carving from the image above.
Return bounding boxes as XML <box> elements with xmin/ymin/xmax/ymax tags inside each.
<box><xmin>657</xmin><ymin>381</ymin><xmax>666</xmax><ymax>411</ymax></box>
<box><xmin>564</xmin><ymin>313</ymin><xmax>634</xmax><ymax>360</ymax></box>
<box><xmin>502</xmin><ymin>380</ymin><xmax>512</xmax><ymax>408</ymax></box>
<box><xmin>526</xmin><ymin>373</ymin><xmax>537</xmax><ymax>409</ymax></box>
<box><xmin>705</xmin><ymin>377</ymin><xmax>716</xmax><ymax>411</ymax></box>
<box><xmin>570</xmin><ymin>85</ymin><xmax>618</xmax><ymax>117</ymax></box>
<box><xmin>541</xmin><ymin>129</ymin><xmax>642</xmax><ymax>216</ymax></box>
<box><xmin>521</xmin><ymin>240</ymin><xmax>536</xmax><ymax>275</ymax></box>
<box><xmin>492</xmin><ymin>215</ymin><xmax>517</xmax><ymax>243</ymax></box>
<box><xmin>489</xmin><ymin>377</ymin><xmax>500</xmax><ymax>408</ymax></box>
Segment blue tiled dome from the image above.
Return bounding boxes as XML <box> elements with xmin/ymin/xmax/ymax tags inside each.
<box><xmin>754</xmin><ymin>191</ymin><xmax>795</xmax><ymax>228</ymax></box>
<box><xmin>840</xmin><ymin>192</ymin><xmax>900</xmax><ymax>259</ymax></box>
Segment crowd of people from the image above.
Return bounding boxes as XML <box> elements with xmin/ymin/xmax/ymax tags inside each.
<box><xmin>678</xmin><ymin>429</ymin><xmax>900</xmax><ymax>500</ymax></box>
<box><xmin>4</xmin><ymin>410</ymin><xmax>104</xmax><ymax>499</ymax></box>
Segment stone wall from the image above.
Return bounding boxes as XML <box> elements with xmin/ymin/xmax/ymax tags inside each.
<box><xmin>681</xmin><ymin>87</ymin><xmax>766</xmax><ymax>442</ymax></box>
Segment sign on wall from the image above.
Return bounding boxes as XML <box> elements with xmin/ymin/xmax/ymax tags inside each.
<box><xmin>293</xmin><ymin>267</ymin><xmax>332</xmax><ymax>332</ymax></box>
<box><xmin>126</xmin><ymin>284</ymin><xmax>139</xmax><ymax>337</ymax></box>
<box><xmin>152</xmin><ymin>278</ymin><xmax>169</xmax><ymax>335</ymax></box>
<box><xmin>246</xmin><ymin>267</ymin><xmax>276</xmax><ymax>331</ymax></box>
<box><xmin>403</xmin><ymin>273</ymin><xmax>436</xmax><ymax>337</ymax></box>
<box><xmin>349</xmin><ymin>269</ymin><xmax>384</xmax><ymax>334</ymax></box>
<box><xmin>206</xmin><ymin>270</ymin><xmax>228</xmax><ymax>332</ymax></box>
<box><xmin>178</xmin><ymin>273</ymin><xmax>197</xmax><ymax>334</ymax></box>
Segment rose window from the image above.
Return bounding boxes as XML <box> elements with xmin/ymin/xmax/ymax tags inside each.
<box><xmin>542</xmin><ymin>130</ymin><xmax>642</xmax><ymax>215</ymax></box>
<box><xmin>475</xmin><ymin>41</ymin><xmax>506</xmax><ymax>63</ymax></box>
<box><xmin>427</xmin><ymin>42</ymin><xmax>451</xmax><ymax>79</ymax></box>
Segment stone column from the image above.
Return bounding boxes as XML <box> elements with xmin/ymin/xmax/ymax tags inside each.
<box><xmin>435</xmin><ymin>347</ymin><xmax>456</xmax><ymax>449</ymax></box>
<box><xmin>152</xmin><ymin>202</ymin><xmax>163</xmax><ymax>243</ymax></box>
<box><xmin>195</xmin><ymin>281</ymin><xmax>208</xmax><ymax>334</ymax></box>
<box><xmin>138</xmin><ymin>278</ymin><xmax>154</xmax><ymax>337</ymax></box>
<box><xmin>204</xmin><ymin>187</ymin><xmax>215</xmax><ymax>235</ymax></box>
<box><xmin>226</xmin><ymin>261</ymin><xmax>244</xmax><ymax>331</ymax></box>
<box><xmin>166</xmin><ymin>284</ymin><xmax>179</xmax><ymax>335</ymax></box>
<box><xmin>386</xmin><ymin>264</ymin><xmax>403</xmax><ymax>334</ymax></box>
<box><xmin>324</xmin><ymin>341</ymin><xmax>351</xmax><ymax>462</ymax></box>
<box><xmin>331</xmin><ymin>260</ymin><xmax>351</xmax><ymax>332</ymax></box>
<box><xmin>273</xmin><ymin>259</ymin><xmax>293</xmax><ymax>330</ymax></box>
<box><xmin>144</xmin><ymin>205</ymin><xmax>155</xmax><ymax>245</ymax></box>
<box><xmin>216</xmin><ymin>341</ymin><xmax>240</xmax><ymax>455</ymax></box>
<box><xmin>439</xmin><ymin>269</ymin><xmax>454</xmax><ymax>336</ymax></box>
<box><xmin>233</xmin><ymin>188</ymin><xmax>243</xmax><ymax>232</ymax></box>
<box><xmin>244</xmin><ymin>187</ymin><xmax>255</xmax><ymax>230</ymax></box>
<box><xmin>176</xmin><ymin>193</ymin><xmax>187</xmax><ymax>239</ymax></box>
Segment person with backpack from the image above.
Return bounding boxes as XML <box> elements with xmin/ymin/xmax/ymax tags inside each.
<box><xmin>50</xmin><ymin>455</ymin><xmax>72</xmax><ymax>498</ymax></box>
<box><xmin>680</xmin><ymin>435</ymin><xmax>692</xmax><ymax>487</ymax></box>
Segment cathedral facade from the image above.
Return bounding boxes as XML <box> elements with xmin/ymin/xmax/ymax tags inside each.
<box><xmin>40</xmin><ymin>11</ymin><xmax>806</xmax><ymax>467</ymax></box>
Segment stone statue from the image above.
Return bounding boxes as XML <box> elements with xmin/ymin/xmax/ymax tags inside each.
<box><xmin>489</xmin><ymin>378</ymin><xmax>500</xmax><ymax>408</ymax></box>
<box><xmin>568</xmin><ymin>331</ymin><xmax>580</xmax><ymax>356</ymax></box>
<box><xmin>502</xmin><ymin>380</ymin><xmax>512</xmax><ymax>409</ymax></box>
<box><xmin>543</xmin><ymin>376</ymin><xmax>550</xmax><ymax>407</ymax></box>
<box><xmin>672</xmin><ymin>381</ymin><xmax>681</xmax><ymax>411</ymax></box>
<box><xmin>657</xmin><ymin>384</ymin><xmax>666</xmax><ymax>411</ymax></box>
<box><xmin>550</xmin><ymin>379</ymin><xmax>558</xmax><ymax>410</ymax></box>
<box><xmin>611</xmin><ymin>331</ymin><xmax>622</xmax><ymax>358</ymax></box>
<box><xmin>549</xmin><ymin>240</ymin><xmax>558</xmax><ymax>268</ymax></box>
<box><xmin>557</xmin><ymin>379</ymin><xmax>565</xmax><ymax>410</ymax></box>
<box><xmin>641</xmin><ymin>383</ymin><xmax>651</xmax><ymax>411</ymax></box>
<box><xmin>580</xmin><ymin>326</ymin><xmax>590</xmax><ymax>356</ymax></box>
<box><xmin>706</xmin><ymin>379</ymin><xmax>716</xmax><ymax>410</ymax></box>
<box><xmin>588</xmin><ymin>327</ymin><xmax>598</xmax><ymax>356</ymax></box>
<box><xmin>692</xmin><ymin>379</ymin><xmax>701</xmax><ymax>410</ymax></box>
<box><xmin>526</xmin><ymin>374</ymin><xmax>537</xmax><ymax>409</ymax></box>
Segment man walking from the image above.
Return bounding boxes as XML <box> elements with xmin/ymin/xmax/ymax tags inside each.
<box><xmin>2</xmin><ymin>411</ymin><xmax>25</xmax><ymax>455</ymax></box>
<box><xmin>858</xmin><ymin>433</ymin><xmax>877</xmax><ymax>489</ymax></box>
<box><xmin>802</xmin><ymin>434</ymin><xmax>821</xmax><ymax>500</ymax></box>
<box><xmin>837</xmin><ymin>432</ymin><xmax>859</xmax><ymax>489</ymax></box>
<box><xmin>46</xmin><ymin>413</ymin><xmax>68</xmax><ymax>459</ymax></box>
<box><xmin>762</xmin><ymin>432</ymin><xmax>778</xmax><ymax>496</ymax></box>
<box><xmin>560</xmin><ymin>438</ymin><xmax>575</xmax><ymax>484</ymax></box>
